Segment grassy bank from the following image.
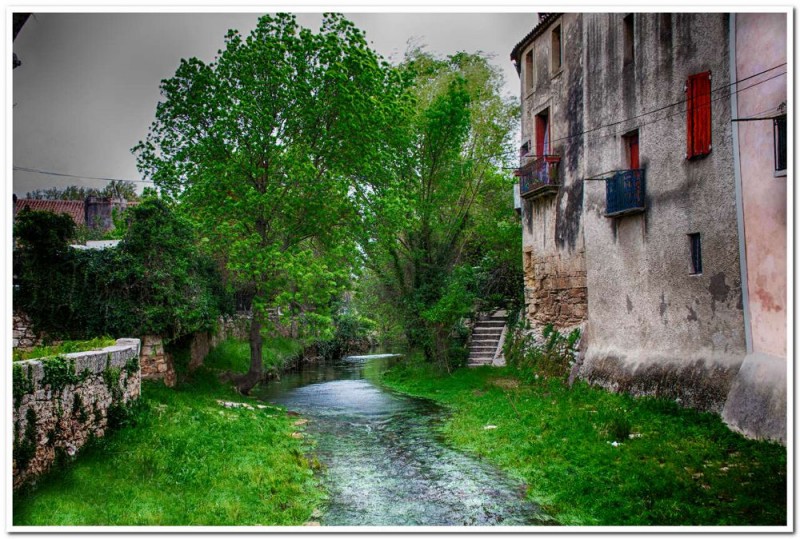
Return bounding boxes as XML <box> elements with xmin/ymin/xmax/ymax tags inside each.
<box><xmin>381</xmin><ymin>360</ymin><xmax>787</xmax><ymax>526</ymax></box>
<box><xmin>202</xmin><ymin>336</ymin><xmax>304</xmax><ymax>374</ymax></box>
<box><xmin>13</xmin><ymin>337</ymin><xmax>117</xmax><ymax>362</ymax></box>
<box><xmin>13</xmin><ymin>339</ymin><xmax>324</xmax><ymax>526</ymax></box>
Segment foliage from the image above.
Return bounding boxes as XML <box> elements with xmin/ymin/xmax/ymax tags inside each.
<box><xmin>13</xmin><ymin>337</ymin><xmax>116</xmax><ymax>362</ymax></box>
<box><xmin>13</xmin><ymin>408</ymin><xmax>38</xmax><ymax>473</ymax></box>
<box><xmin>134</xmin><ymin>13</ymin><xmax>410</xmax><ymax>392</ymax></box>
<box><xmin>361</xmin><ymin>49</ymin><xmax>521</xmax><ymax>369</ymax></box>
<box><xmin>25</xmin><ymin>180</ymin><xmax>140</xmax><ymax>202</ymax></box>
<box><xmin>315</xmin><ymin>300</ymin><xmax>377</xmax><ymax>360</ymax></box>
<box><xmin>381</xmin><ymin>363</ymin><xmax>788</xmax><ymax>526</ymax></box>
<box><xmin>13</xmin><ymin>199</ymin><xmax>227</xmax><ymax>342</ymax></box>
<box><xmin>13</xmin><ymin>363</ymin><xmax>34</xmax><ymax>408</ymax></box>
<box><xmin>41</xmin><ymin>356</ymin><xmax>82</xmax><ymax>393</ymax></box>
<box><xmin>13</xmin><ymin>374</ymin><xmax>325</xmax><ymax>525</ymax></box>
<box><xmin>503</xmin><ymin>320</ymin><xmax>581</xmax><ymax>383</ymax></box>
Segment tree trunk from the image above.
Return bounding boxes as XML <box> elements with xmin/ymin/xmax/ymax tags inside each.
<box><xmin>236</xmin><ymin>308</ymin><xmax>263</xmax><ymax>394</ymax></box>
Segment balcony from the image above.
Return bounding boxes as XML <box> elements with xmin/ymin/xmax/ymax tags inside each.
<box><xmin>604</xmin><ymin>169</ymin><xmax>646</xmax><ymax>217</ymax></box>
<box><xmin>517</xmin><ymin>155</ymin><xmax>561</xmax><ymax>200</ymax></box>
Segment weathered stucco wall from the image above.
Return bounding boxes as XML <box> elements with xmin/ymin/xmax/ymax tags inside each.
<box><xmin>579</xmin><ymin>13</ymin><xmax>746</xmax><ymax>412</ymax></box>
<box><xmin>12</xmin><ymin>339</ymin><xmax>141</xmax><ymax>489</ymax></box>
<box><xmin>733</xmin><ymin>12</ymin><xmax>787</xmax><ymax>359</ymax></box>
<box><xmin>520</xmin><ymin>13</ymin><xmax>588</xmax><ymax>329</ymax></box>
<box><xmin>721</xmin><ymin>12</ymin><xmax>787</xmax><ymax>444</ymax></box>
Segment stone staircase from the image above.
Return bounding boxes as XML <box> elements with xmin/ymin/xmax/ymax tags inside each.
<box><xmin>468</xmin><ymin>310</ymin><xmax>507</xmax><ymax>367</ymax></box>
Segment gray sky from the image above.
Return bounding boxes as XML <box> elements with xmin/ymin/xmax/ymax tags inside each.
<box><xmin>12</xmin><ymin>12</ymin><xmax>538</xmax><ymax>196</ymax></box>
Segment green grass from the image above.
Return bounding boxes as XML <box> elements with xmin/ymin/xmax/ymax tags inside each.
<box><xmin>13</xmin><ymin>367</ymin><xmax>325</xmax><ymax>526</ymax></box>
<box><xmin>203</xmin><ymin>337</ymin><xmax>304</xmax><ymax>374</ymax></box>
<box><xmin>13</xmin><ymin>337</ymin><xmax>117</xmax><ymax>362</ymax></box>
<box><xmin>381</xmin><ymin>359</ymin><xmax>787</xmax><ymax>526</ymax></box>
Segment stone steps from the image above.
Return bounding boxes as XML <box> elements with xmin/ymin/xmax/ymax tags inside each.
<box><xmin>467</xmin><ymin>310</ymin><xmax>508</xmax><ymax>368</ymax></box>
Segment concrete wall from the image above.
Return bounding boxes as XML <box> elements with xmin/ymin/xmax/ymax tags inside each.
<box><xmin>579</xmin><ymin>13</ymin><xmax>746</xmax><ymax>412</ymax></box>
<box><xmin>721</xmin><ymin>12</ymin><xmax>787</xmax><ymax>443</ymax></box>
<box><xmin>519</xmin><ymin>13</ymin><xmax>589</xmax><ymax>329</ymax></box>
<box><xmin>12</xmin><ymin>339</ymin><xmax>141</xmax><ymax>489</ymax></box>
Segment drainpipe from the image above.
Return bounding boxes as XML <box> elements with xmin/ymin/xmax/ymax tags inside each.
<box><xmin>729</xmin><ymin>13</ymin><xmax>753</xmax><ymax>354</ymax></box>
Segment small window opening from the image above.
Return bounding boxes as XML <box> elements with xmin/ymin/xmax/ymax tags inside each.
<box><xmin>525</xmin><ymin>50</ymin><xmax>534</xmax><ymax>92</ymax></box>
<box><xmin>623</xmin><ymin>14</ymin><xmax>635</xmax><ymax>65</ymax></box>
<box><xmin>774</xmin><ymin>114</ymin><xmax>787</xmax><ymax>173</ymax></box>
<box><xmin>551</xmin><ymin>25</ymin><xmax>562</xmax><ymax>73</ymax></box>
<box><xmin>623</xmin><ymin>130</ymin><xmax>640</xmax><ymax>169</ymax></box>
<box><xmin>689</xmin><ymin>233</ymin><xmax>702</xmax><ymax>275</ymax></box>
<box><xmin>535</xmin><ymin>109</ymin><xmax>550</xmax><ymax>156</ymax></box>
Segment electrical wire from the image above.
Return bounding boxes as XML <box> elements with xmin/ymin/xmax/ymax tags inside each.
<box><xmin>13</xmin><ymin>166</ymin><xmax>152</xmax><ymax>183</ymax></box>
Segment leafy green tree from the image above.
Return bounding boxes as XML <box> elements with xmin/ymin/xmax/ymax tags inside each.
<box><xmin>134</xmin><ymin>13</ymin><xmax>409</xmax><ymax>392</ymax></box>
<box><xmin>363</xmin><ymin>50</ymin><xmax>521</xmax><ymax>369</ymax></box>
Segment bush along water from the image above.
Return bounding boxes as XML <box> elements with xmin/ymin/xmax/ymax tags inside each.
<box><xmin>503</xmin><ymin>316</ymin><xmax>581</xmax><ymax>383</ymax></box>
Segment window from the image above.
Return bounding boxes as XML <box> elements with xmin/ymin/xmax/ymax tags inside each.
<box><xmin>520</xmin><ymin>141</ymin><xmax>530</xmax><ymax>158</ymax></box>
<box><xmin>774</xmin><ymin>114</ymin><xmax>787</xmax><ymax>174</ymax></box>
<box><xmin>535</xmin><ymin>109</ymin><xmax>550</xmax><ymax>156</ymax></box>
<box><xmin>686</xmin><ymin>71</ymin><xmax>712</xmax><ymax>159</ymax></box>
<box><xmin>623</xmin><ymin>14</ymin><xmax>634</xmax><ymax>65</ymax></box>
<box><xmin>689</xmin><ymin>233</ymin><xmax>702</xmax><ymax>275</ymax></box>
<box><xmin>525</xmin><ymin>50</ymin><xmax>534</xmax><ymax>93</ymax></box>
<box><xmin>623</xmin><ymin>130</ymin><xmax>640</xmax><ymax>169</ymax></box>
<box><xmin>551</xmin><ymin>25</ymin><xmax>562</xmax><ymax>73</ymax></box>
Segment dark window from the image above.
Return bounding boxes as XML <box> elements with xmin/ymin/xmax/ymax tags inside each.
<box><xmin>525</xmin><ymin>50</ymin><xmax>534</xmax><ymax>92</ymax></box>
<box><xmin>551</xmin><ymin>25</ymin><xmax>562</xmax><ymax>72</ymax></box>
<box><xmin>774</xmin><ymin>114</ymin><xmax>787</xmax><ymax>172</ymax></box>
<box><xmin>623</xmin><ymin>14</ymin><xmax>634</xmax><ymax>65</ymax></box>
<box><xmin>689</xmin><ymin>233</ymin><xmax>702</xmax><ymax>275</ymax></box>
<box><xmin>686</xmin><ymin>71</ymin><xmax>712</xmax><ymax>159</ymax></box>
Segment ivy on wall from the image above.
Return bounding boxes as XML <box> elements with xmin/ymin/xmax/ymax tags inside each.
<box><xmin>13</xmin><ymin>198</ymin><xmax>230</xmax><ymax>343</ymax></box>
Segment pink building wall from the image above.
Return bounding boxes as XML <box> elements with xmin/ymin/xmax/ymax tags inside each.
<box><xmin>735</xmin><ymin>13</ymin><xmax>787</xmax><ymax>359</ymax></box>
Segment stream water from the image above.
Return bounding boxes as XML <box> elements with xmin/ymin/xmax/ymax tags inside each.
<box><xmin>256</xmin><ymin>354</ymin><xmax>546</xmax><ymax>527</ymax></box>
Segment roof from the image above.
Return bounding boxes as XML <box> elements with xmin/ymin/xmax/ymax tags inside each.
<box><xmin>14</xmin><ymin>199</ymin><xmax>85</xmax><ymax>227</ymax></box>
<box><xmin>510</xmin><ymin>13</ymin><xmax>562</xmax><ymax>72</ymax></box>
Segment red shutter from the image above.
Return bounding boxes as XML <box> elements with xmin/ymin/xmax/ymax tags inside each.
<box><xmin>686</xmin><ymin>71</ymin><xmax>712</xmax><ymax>159</ymax></box>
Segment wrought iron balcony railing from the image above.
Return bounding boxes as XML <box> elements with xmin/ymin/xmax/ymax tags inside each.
<box><xmin>517</xmin><ymin>155</ymin><xmax>561</xmax><ymax>200</ymax></box>
<box><xmin>605</xmin><ymin>169</ymin><xmax>646</xmax><ymax>217</ymax></box>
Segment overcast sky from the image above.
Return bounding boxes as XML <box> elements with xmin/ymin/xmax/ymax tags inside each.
<box><xmin>11</xmin><ymin>12</ymin><xmax>538</xmax><ymax>196</ymax></box>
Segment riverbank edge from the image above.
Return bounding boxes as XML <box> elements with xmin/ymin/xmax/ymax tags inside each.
<box><xmin>378</xmin><ymin>360</ymin><xmax>787</xmax><ymax>527</ymax></box>
<box><xmin>12</xmin><ymin>337</ymin><xmax>328</xmax><ymax>527</ymax></box>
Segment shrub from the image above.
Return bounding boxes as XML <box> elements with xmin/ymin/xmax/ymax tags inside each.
<box><xmin>503</xmin><ymin>317</ymin><xmax>581</xmax><ymax>383</ymax></box>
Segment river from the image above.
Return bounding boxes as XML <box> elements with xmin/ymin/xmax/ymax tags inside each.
<box><xmin>256</xmin><ymin>354</ymin><xmax>547</xmax><ymax>527</ymax></box>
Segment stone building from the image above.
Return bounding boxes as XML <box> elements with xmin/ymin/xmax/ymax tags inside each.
<box><xmin>511</xmin><ymin>12</ymin><xmax>788</xmax><ymax>442</ymax></box>
<box><xmin>510</xmin><ymin>13</ymin><xmax>588</xmax><ymax>330</ymax></box>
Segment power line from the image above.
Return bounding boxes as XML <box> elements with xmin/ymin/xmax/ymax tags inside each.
<box><xmin>548</xmin><ymin>62</ymin><xmax>787</xmax><ymax>147</ymax></box>
<box><xmin>13</xmin><ymin>166</ymin><xmax>152</xmax><ymax>183</ymax></box>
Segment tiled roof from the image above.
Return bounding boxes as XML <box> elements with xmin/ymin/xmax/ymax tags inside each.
<box><xmin>510</xmin><ymin>12</ymin><xmax>562</xmax><ymax>70</ymax></box>
<box><xmin>14</xmin><ymin>199</ymin><xmax>85</xmax><ymax>227</ymax></box>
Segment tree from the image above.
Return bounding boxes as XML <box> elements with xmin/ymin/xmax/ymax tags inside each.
<box><xmin>134</xmin><ymin>13</ymin><xmax>409</xmax><ymax>392</ymax></box>
<box><xmin>362</xmin><ymin>49</ymin><xmax>521</xmax><ymax>369</ymax></box>
<box><xmin>25</xmin><ymin>180</ymin><xmax>139</xmax><ymax>201</ymax></box>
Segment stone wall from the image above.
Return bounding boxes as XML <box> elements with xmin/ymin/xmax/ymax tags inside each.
<box><xmin>210</xmin><ymin>313</ymin><xmax>252</xmax><ymax>349</ymax></box>
<box><xmin>12</xmin><ymin>338</ymin><xmax>141</xmax><ymax>489</ymax></box>
<box><xmin>140</xmin><ymin>335</ymin><xmax>177</xmax><ymax>387</ymax></box>
<box><xmin>523</xmin><ymin>248</ymin><xmax>587</xmax><ymax>328</ymax></box>
<box><xmin>13</xmin><ymin>311</ymin><xmax>45</xmax><ymax>349</ymax></box>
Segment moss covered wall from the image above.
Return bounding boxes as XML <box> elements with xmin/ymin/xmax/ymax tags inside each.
<box><xmin>12</xmin><ymin>339</ymin><xmax>141</xmax><ymax>490</ymax></box>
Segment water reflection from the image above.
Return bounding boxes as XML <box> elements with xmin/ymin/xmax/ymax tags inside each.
<box><xmin>256</xmin><ymin>354</ymin><xmax>544</xmax><ymax>526</ymax></box>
